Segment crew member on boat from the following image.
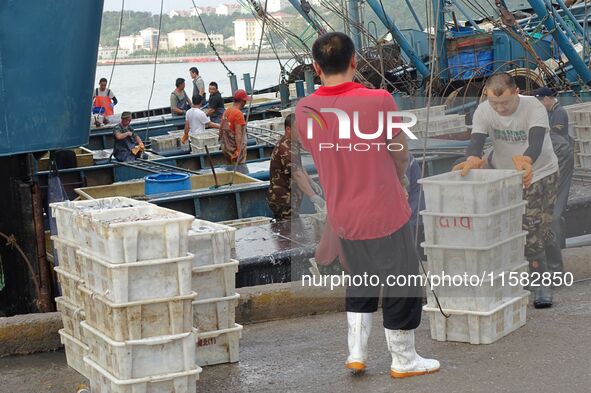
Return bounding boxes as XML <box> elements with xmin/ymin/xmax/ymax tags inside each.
<box><xmin>171</xmin><ymin>78</ymin><xmax>192</xmax><ymax>116</ymax></box>
<box><xmin>112</xmin><ymin>111</ymin><xmax>145</xmax><ymax>162</ymax></box>
<box><xmin>92</xmin><ymin>77</ymin><xmax>118</xmax><ymax>117</ymax></box>
<box><xmin>266</xmin><ymin>113</ymin><xmax>325</xmax><ymax>220</ymax></box>
<box><xmin>219</xmin><ymin>89</ymin><xmax>249</xmax><ymax>166</ymax></box>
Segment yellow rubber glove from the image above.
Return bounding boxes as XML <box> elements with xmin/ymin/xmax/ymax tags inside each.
<box><xmin>181</xmin><ymin>133</ymin><xmax>189</xmax><ymax>144</ymax></box>
<box><xmin>512</xmin><ymin>155</ymin><xmax>533</xmax><ymax>188</ymax></box>
<box><xmin>138</xmin><ymin>142</ymin><xmax>145</xmax><ymax>150</ymax></box>
<box><xmin>452</xmin><ymin>156</ymin><xmax>484</xmax><ymax>176</ymax></box>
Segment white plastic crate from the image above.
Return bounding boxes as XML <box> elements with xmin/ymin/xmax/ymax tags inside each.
<box><xmin>56</xmin><ymin>296</ymin><xmax>85</xmax><ymax>342</ymax></box>
<box><xmin>51</xmin><ymin>236</ymin><xmax>82</xmax><ymax>276</ymax></box>
<box><xmin>80</xmin><ymin>285</ymin><xmax>196</xmax><ymax>341</ymax></box>
<box><xmin>572</xmin><ymin>109</ymin><xmax>591</xmax><ymax>125</ymax></box>
<box><xmin>78</xmin><ymin>249</ymin><xmax>193</xmax><ymax>303</ymax></box>
<box><xmin>421</xmin><ymin>202</ymin><xmax>526</xmax><ymax>248</ymax></box>
<box><xmin>82</xmin><ymin>322</ymin><xmax>196</xmax><ymax>380</ymax></box>
<box><xmin>219</xmin><ymin>216</ymin><xmax>272</xmax><ymax>246</ymax></box>
<box><xmin>60</xmin><ymin>329</ymin><xmax>90</xmax><ymax>379</ymax></box>
<box><xmin>54</xmin><ymin>267</ymin><xmax>85</xmax><ymax>308</ymax></box>
<box><xmin>575</xmin><ymin>125</ymin><xmax>591</xmax><ymax>141</ymax></box>
<box><xmin>196</xmin><ymin>324</ymin><xmax>242</xmax><ymax>366</ymax></box>
<box><xmin>423</xmin><ymin>231</ymin><xmax>526</xmax><ymax>277</ymax></box>
<box><xmin>192</xmin><ymin>260</ymin><xmax>238</xmax><ymax>299</ymax></box>
<box><xmin>413</xmin><ymin>114</ymin><xmax>466</xmax><ymax>133</ymax></box>
<box><xmin>423</xmin><ymin>291</ymin><xmax>529</xmax><ymax>344</ymax></box>
<box><xmin>193</xmin><ymin>293</ymin><xmax>240</xmax><ymax>332</ymax></box>
<box><xmin>407</xmin><ymin>105</ymin><xmax>446</xmax><ymax>120</ymax></box>
<box><xmin>189</xmin><ymin>132</ymin><xmax>219</xmax><ymax>149</ymax></box>
<box><xmin>413</xmin><ymin>125</ymin><xmax>467</xmax><ymax>138</ymax></box>
<box><xmin>425</xmin><ymin>261</ymin><xmax>528</xmax><ymax>312</ymax></box>
<box><xmin>578</xmin><ymin>140</ymin><xmax>591</xmax><ymax>155</ymax></box>
<box><xmin>579</xmin><ymin>153</ymin><xmax>591</xmax><ymax>169</ymax></box>
<box><xmin>188</xmin><ymin>220</ymin><xmax>236</xmax><ymax>267</ymax></box>
<box><xmin>51</xmin><ymin>197</ymin><xmax>149</xmax><ymax>242</ymax></box>
<box><xmin>85</xmin><ymin>357</ymin><xmax>200</xmax><ymax>393</ymax></box>
<box><xmin>149</xmin><ymin>135</ymin><xmax>181</xmax><ymax>153</ymax></box>
<box><xmin>74</xmin><ymin>205</ymin><xmax>194</xmax><ymax>264</ymax></box>
<box><xmin>418</xmin><ymin>170</ymin><xmax>523</xmax><ymax>214</ymax></box>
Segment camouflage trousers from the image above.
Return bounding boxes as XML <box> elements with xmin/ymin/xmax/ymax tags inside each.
<box><xmin>268</xmin><ymin>202</ymin><xmax>296</xmax><ymax>221</ymax></box>
<box><xmin>523</xmin><ymin>172</ymin><xmax>558</xmax><ymax>261</ymax></box>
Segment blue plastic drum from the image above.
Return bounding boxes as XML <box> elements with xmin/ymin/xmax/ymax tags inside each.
<box><xmin>144</xmin><ymin>173</ymin><xmax>191</xmax><ymax>195</ymax></box>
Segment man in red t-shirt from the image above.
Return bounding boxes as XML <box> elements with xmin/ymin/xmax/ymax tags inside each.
<box><xmin>296</xmin><ymin>32</ymin><xmax>439</xmax><ymax>379</ymax></box>
<box><xmin>219</xmin><ymin>89</ymin><xmax>249</xmax><ymax>165</ymax></box>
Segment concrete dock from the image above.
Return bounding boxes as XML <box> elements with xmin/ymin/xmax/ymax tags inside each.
<box><xmin>1</xmin><ymin>278</ymin><xmax>590</xmax><ymax>393</ymax></box>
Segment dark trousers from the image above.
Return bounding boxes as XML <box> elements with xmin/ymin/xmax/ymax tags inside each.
<box><xmin>340</xmin><ymin>222</ymin><xmax>422</xmax><ymax>330</ymax></box>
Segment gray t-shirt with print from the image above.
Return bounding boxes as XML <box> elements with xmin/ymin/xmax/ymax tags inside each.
<box><xmin>472</xmin><ymin>95</ymin><xmax>558</xmax><ymax>184</ymax></box>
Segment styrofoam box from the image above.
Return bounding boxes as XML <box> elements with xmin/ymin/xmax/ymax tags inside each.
<box><xmin>56</xmin><ymin>296</ymin><xmax>85</xmax><ymax>342</ymax></box>
<box><xmin>74</xmin><ymin>205</ymin><xmax>194</xmax><ymax>264</ymax></box>
<box><xmin>51</xmin><ymin>236</ymin><xmax>82</xmax><ymax>276</ymax></box>
<box><xmin>578</xmin><ymin>139</ymin><xmax>591</xmax><ymax>155</ymax></box>
<box><xmin>188</xmin><ymin>220</ymin><xmax>236</xmax><ymax>267</ymax></box>
<box><xmin>418</xmin><ymin>170</ymin><xmax>523</xmax><ymax>214</ymax></box>
<box><xmin>82</xmin><ymin>322</ymin><xmax>196</xmax><ymax>380</ymax></box>
<box><xmin>85</xmin><ymin>357</ymin><xmax>200</xmax><ymax>393</ymax></box>
<box><xmin>196</xmin><ymin>324</ymin><xmax>242</xmax><ymax>366</ymax></box>
<box><xmin>575</xmin><ymin>125</ymin><xmax>591</xmax><ymax>141</ymax></box>
<box><xmin>421</xmin><ymin>202</ymin><xmax>526</xmax><ymax>248</ymax></box>
<box><xmin>54</xmin><ymin>267</ymin><xmax>85</xmax><ymax>308</ymax></box>
<box><xmin>424</xmin><ymin>291</ymin><xmax>529</xmax><ymax>344</ymax></box>
<box><xmin>192</xmin><ymin>260</ymin><xmax>238</xmax><ymax>299</ymax></box>
<box><xmin>423</xmin><ymin>231</ymin><xmax>526</xmax><ymax>277</ymax></box>
<box><xmin>425</xmin><ymin>261</ymin><xmax>528</xmax><ymax>312</ymax></box>
<box><xmin>59</xmin><ymin>329</ymin><xmax>90</xmax><ymax>379</ymax></box>
<box><xmin>80</xmin><ymin>285</ymin><xmax>196</xmax><ymax>341</ymax></box>
<box><xmin>193</xmin><ymin>293</ymin><xmax>240</xmax><ymax>332</ymax></box>
<box><xmin>579</xmin><ymin>153</ymin><xmax>591</xmax><ymax>169</ymax></box>
<box><xmin>51</xmin><ymin>197</ymin><xmax>150</xmax><ymax>242</ymax></box>
<box><xmin>78</xmin><ymin>249</ymin><xmax>193</xmax><ymax>303</ymax></box>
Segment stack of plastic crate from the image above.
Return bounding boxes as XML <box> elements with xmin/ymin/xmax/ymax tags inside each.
<box><xmin>52</xmin><ymin>197</ymin><xmax>201</xmax><ymax>392</ymax></box>
<box><xmin>188</xmin><ymin>219</ymin><xmax>243</xmax><ymax>367</ymax></box>
<box><xmin>406</xmin><ymin>105</ymin><xmax>467</xmax><ymax>138</ymax></box>
<box><xmin>189</xmin><ymin>131</ymin><xmax>219</xmax><ymax>153</ymax></box>
<box><xmin>571</xmin><ymin>108</ymin><xmax>591</xmax><ymax>169</ymax></box>
<box><xmin>418</xmin><ymin>170</ymin><xmax>530</xmax><ymax>344</ymax></box>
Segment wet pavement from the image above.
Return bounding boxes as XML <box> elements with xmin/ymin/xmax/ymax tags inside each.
<box><xmin>1</xmin><ymin>280</ymin><xmax>590</xmax><ymax>393</ymax></box>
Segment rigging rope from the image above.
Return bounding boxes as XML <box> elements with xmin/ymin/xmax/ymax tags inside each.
<box><xmin>107</xmin><ymin>0</ymin><xmax>125</xmax><ymax>91</ymax></box>
<box><xmin>143</xmin><ymin>0</ymin><xmax>164</xmax><ymax>141</ymax></box>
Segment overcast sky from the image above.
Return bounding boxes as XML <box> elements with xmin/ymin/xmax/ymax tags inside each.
<box><xmin>103</xmin><ymin>0</ymin><xmax>231</xmax><ymax>13</ymax></box>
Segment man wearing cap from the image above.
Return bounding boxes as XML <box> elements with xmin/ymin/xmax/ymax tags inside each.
<box><xmin>112</xmin><ymin>111</ymin><xmax>145</xmax><ymax>162</ymax></box>
<box><xmin>453</xmin><ymin>73</ymin><xmax>559</xmax><ymax>308</ymax></box>
<box><xmin>534</xmin><ymin>86</ymin><xmax>574</xmax><ymax>275</ymax></box>
<box><xmin>219</xmin><ymin>89</ymin><xmax>249</xmax><ymax>165</ymax></box>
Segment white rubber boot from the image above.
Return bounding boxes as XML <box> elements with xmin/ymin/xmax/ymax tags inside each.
<box><xmin>385</xmin><ymin>329</ymin><xmax>440</xmax><ymax>378</ymax></box>
<box><xmin>345</xmin><ymin>312</ymin><xmax>372</xmax><ymax>373</ymax></box>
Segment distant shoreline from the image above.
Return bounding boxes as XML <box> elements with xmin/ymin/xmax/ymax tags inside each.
<box><xmin>97</xmin><ymin>52</ymin><xmax>292</xmax><ymax>66</ymax></box>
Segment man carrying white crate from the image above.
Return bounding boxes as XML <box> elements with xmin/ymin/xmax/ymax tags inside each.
<box><xmin>296</xmin><ymin>32</ymin><xmax>440</xmax><ymax>379</ymax></box>
<box><xmin>453</xmin><ymin>73</ymin><xmax>559</xmax><ymax>308</ymax></box>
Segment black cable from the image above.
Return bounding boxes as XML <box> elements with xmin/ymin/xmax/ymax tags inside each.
<box><xmin>143</xmin><ymin>0</ymin><xmax>164</xmax><ymax>142</ymax></box>
<box><xmin>107</xmin><ymin>0</ymin><xmax>125</xmax><ymax>92</ymax></box>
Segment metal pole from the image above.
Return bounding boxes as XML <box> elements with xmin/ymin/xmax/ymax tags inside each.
<box><xmin>403</xmin><ymin>0</ymin><xmax>424</xmax><ymax>31</ymax></box>
<box><xmin>229</xmin><ymin>74</ymin><xmax>238</xmax><ymax>94</ymax></box>
<box><xmin>348</xmin><ymin>0</ymin><xmax>363</xmax><ymax>50</ymax></box>
<box><xmin>433</xmin><ymin>0</ymin><xmax>448</xmax><ymax>80</ymax></box>
<box><xmin>295</xmin><ymin>80</ymin><xmax>306</xmax><ymax>98</ymax></box>
<box><xmin>304</xmin><ymin>69</ymin><xmax>316</xmax><ymax>94</ymax></box>
<box><xmin>527</xmin><ymin>0</ymin><xmax>591</xmax><ymax>84</ymax></box>
<box><xmin>554</xmin><ymin>0</ymin><xmax>586</xmax><ymax>37</ymax></box>
<box><xmin>286</xmin><ymin>0</ymin><xmax>325</xmax><ymax>34</ymax></box>
<box><xmin>543</xmin><ymin>0</ymin><xmax>579</xmax><ymax>44</ymax></box>
<box><xmin>279</xmin><ymin>82</ymin><xmax>290</xmax><ymax>108</ymax></box>
<box><xmin>449</xmin><ymin>0</ymin><xmax>482</xmax><ymax>31</ymax></box>
<box><xmin>243</xmin><ymin>73</ymin><xmax>253</xmax><ymax>95</ymax></box>
<box><xmin>365</xmin><ymin>0</ymin><xmax>431</xmax><ymax>77</ymax></box>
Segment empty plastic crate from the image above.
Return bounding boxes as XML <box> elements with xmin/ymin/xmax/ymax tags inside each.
<box><xmin>56</xmin><ymin>296</ymin><xmax>85</xmax><ymax>342</ymax></box>
<box><xmin>51</xmin><ymin>197</ymin><xmax>149</xmax><ymax>242</ymax></box>
<box><xmin>575</xmin><ymin>125</ymin><xmax>591</xmax><ymax>141</ymax></box>
<box><xmin>406</xmin><ymin>105</ymin><xmax>446</xmax><ymax>120</ymax></box>
<box><xmin>78</xmin><ymin>249</ymin><xmax>193</xmax><ymax>303</ymax></box>
<box><xmin>80</xmin><ymin>285</ymin><xmax>196</xmax><ymax>341</ymax></box>
<box><xmin>54</xmin><ymin>267</ymin><xmax>85</xmax><ymax>308</ymax></box>
<box><xmin>193</xmin><ymin>293</ymin><xmax>240</xmax><ymax>332</ymax></box>
<box><xmin>423</xmin><ymin>231</ymin><xmax>526</xmax><ymax>277</ymax></box>
<box><xmin>420</xmin><ymin>202</ymin><xmax>526</xmax><ymax>248</ymax></box>
<box><xmin>192</xmin><ymin>260</ymin><xmax>238</xmax><ymax>299</ymax></box>
<box><xmin>424</xmin><ymin>291</ymin><xmax>529</xmax><ymax>344</ymax></box>
<box><xmin>188</xmin><ymin>220</ymin><xmax>236</xmax><ymax>267</ymax></box>
<box><xmin>425</xmin><ymin>261</ymin><xmax>528</xmax><ymax>311</ymax></box>
<box><xmin>412</xmin><ymin>114</ymin><xmax>466</xmax><ymax>133</ymax></box>
<box><xmin>85</xmin><ymin>357</ymin><xmax>200</xmax><ymax>393</ymax></box>
<box><xmin>82</xmin><ymin>322</ymin><xmax>197</xmax><ymax>380</ymax></box>
<box><xmin>52</xmin><ymin>236</ymin><xmax>82</xmax><ymax>276</ymax></box>
<box><xmin>578</xmin><ymin>139</ymin><xmax>591</xmax><ymax>155</ymax></box>
<box><xmin>573</xmin><ymin>110</ymin><xmax>591</xmax><ymax>125</ymax></box>
<box><xmin>74</xmin><ymin>205</ymin><xmax>194</xmax><ymax>264</ymax></box>
<box><xmin>579</xmin><ymin>153</ymin><xmax>591</xmax><ymax>169</ymax></box>
<box><xmin>196</xmin><ymin>324</ymin><xmax>242</xmax><ymax>366</ymax></box>
<box><xmin>60</xmin><ymin>329</ymin><xmax>90</xmax><ymax>379</ymax></box>
<box><xmin>418</xmin><ymin>170</ymin><xmax>523</xmax><ymax>214</ymax></box>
